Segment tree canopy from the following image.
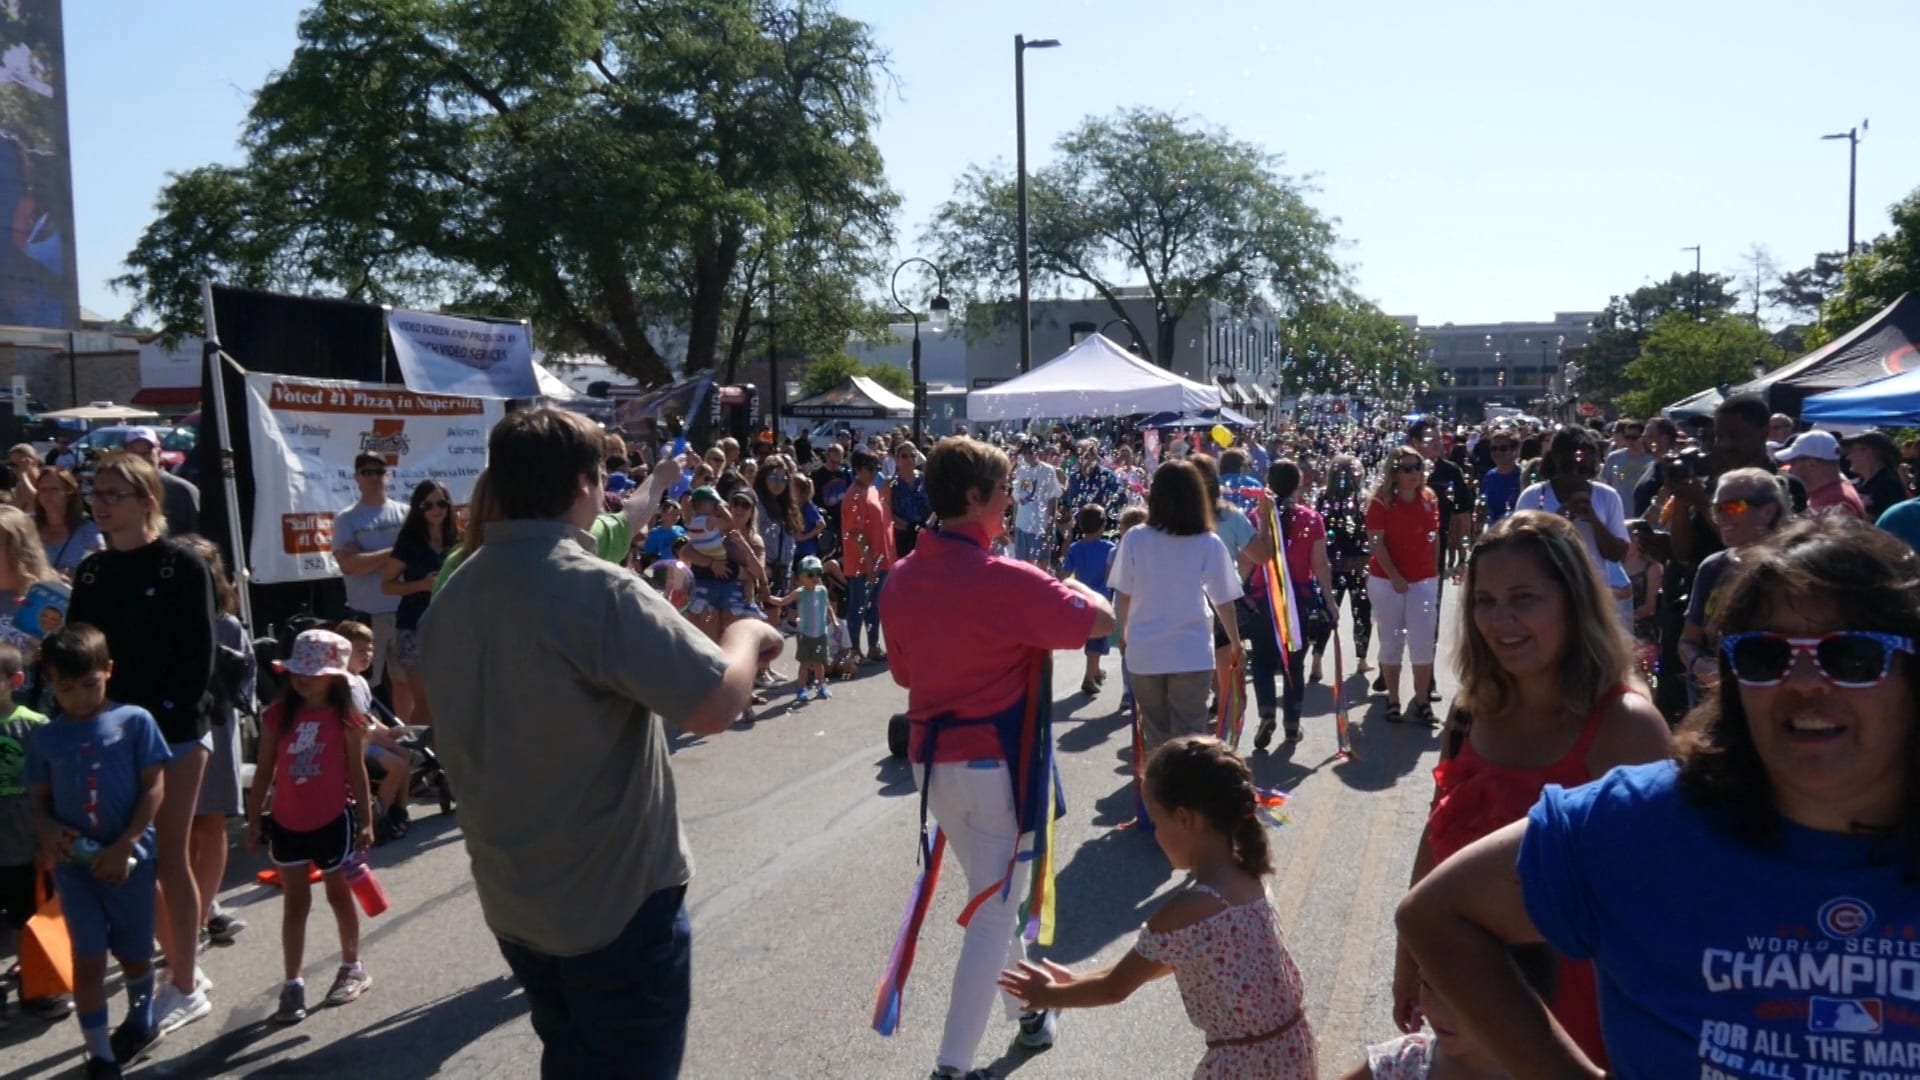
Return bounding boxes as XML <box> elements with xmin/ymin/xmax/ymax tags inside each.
<box><xmin>1281</xmin><ymin>292</ymin><xmax>1430</xmax><ymax>407</ymax></box>
<box><xmin>798</xmin><ymin>351</ymin><xmax>909</xmax><ymax>398</ymax></box>
<box><xmin>1616</xmin><ymin>311</ymin><xmax>1785</xmax><ymax>419</ymax></box>
<box><xmin>115</xmin><ymin>0</ymin><xmax>896</xmax><ymax>385</ymax></box>
<box><xmin>1574</xmin><ymin>271</ymin><xmax>1741</xmax><ymax>406</ymax></box>
<box><xmin>1814</xmin><ymin>186</ymin><xmax>1920</xmax><ymax>345</ymax></box>
<box><xmin>924</xmin><ymin>108</ymin><xmax>1341</xmax><ymax>369</ymax></box>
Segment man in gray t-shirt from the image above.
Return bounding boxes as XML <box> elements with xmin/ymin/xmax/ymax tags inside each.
<box><xmin>331</xmin><ymin>452</ymin><xmax>408</xmax><ymax>687</ymax></box>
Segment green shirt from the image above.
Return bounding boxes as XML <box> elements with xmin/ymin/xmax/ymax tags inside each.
<box><xmin>0</xmin><ymin>700</ymin><xmax>51</xmax><ymax>864</ymax></box>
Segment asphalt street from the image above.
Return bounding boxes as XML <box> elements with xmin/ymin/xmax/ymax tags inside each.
<box><xmin>6</xmin><ymin>590</ymin><xmax>1460</xmax><ymax>1079</ymax></box>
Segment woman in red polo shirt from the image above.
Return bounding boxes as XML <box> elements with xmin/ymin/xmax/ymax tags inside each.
<box><xmin>1366</xmin><ymin>446</ymin><xmax>1442</xmax><ymax>725</ymax></box>
<box><xmin>877</xmin><ymin>437</ymin><xmax>1115</xmax><ymax>1080</ymax></box>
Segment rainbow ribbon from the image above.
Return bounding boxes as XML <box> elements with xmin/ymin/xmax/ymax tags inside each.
<box><xmin>1332</xmin><ymin>610</ymin><xmax>1354</xmax><ymax>759</ymax></box>
<box><xmin>873</xmin><ymin>655</ymin><xmax>1060</xmax><ymax>1036</ymax></box>
<box><xmin>1264</xmin><ymin>498</ymin><xmax>1301</xmax><ymax>667</ymax></box>
<box><xmin>1214</xmin><ymin>649</ymin><xmax>1247</xmax><ymax>749</ymax></box>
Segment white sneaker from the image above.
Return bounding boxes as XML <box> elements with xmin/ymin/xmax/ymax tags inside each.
<box><xmin>1016</xmin><ymin>1008</ymin><xmax>1058</xmax><ymax>1049</ymax></box>
<box><xmin>196</xmin><ymin>967</ymin><xmax>214</xmax><ymax>993</ymax></box>
<box><xmin>153</xmin><ymin>980</ymin><xmax>212</xmax><ymax>1034</ymax></box>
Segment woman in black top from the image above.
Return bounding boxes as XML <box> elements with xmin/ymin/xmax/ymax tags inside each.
<box><xmin>1312</xmin><ymin>453</ymin><xmax>1373</xmax><ymax>680</ymax></box>
<box><xmin>381</xmin><ymin>479</ymin><xmax>456</xmax><ymax>724</ymax></box>
<box><xmin>66</xmin><ymin>452</ymin><xmax>217</xmax><ymax>1022</ymax></box>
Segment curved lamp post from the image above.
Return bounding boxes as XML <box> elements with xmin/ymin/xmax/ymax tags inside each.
<box><xmin>891</xmin><ymin>257</ymin><xmax>950</xmax><ymax>446</ymax></box>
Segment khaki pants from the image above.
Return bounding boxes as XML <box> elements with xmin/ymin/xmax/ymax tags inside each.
<box><xmin>1132</xmin><ymin>670</ymin><xmax>1214</xmax><ymax>761</ymax></box>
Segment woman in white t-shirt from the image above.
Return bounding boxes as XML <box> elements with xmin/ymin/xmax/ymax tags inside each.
<box><xmin>1111</xmin><ymin>460</ymin><xmax>1244</xmax><ymax>763</ymax></box>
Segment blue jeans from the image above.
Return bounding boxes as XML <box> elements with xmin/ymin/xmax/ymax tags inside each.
<box><xmin>497</xmin><ymin>885</ymin><xmax>691</xmax><ymax>1080</ymax></box>
<box><xmin>847</xmin><ymin>573</ymin><xmax>886</xmax><ymax>653</ymax></box>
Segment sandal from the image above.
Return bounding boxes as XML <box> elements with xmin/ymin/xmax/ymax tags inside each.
<box><xmin>1413</xmin><ymin>701</ymin><xmax>1440</xmax><ymax>727</ymax></box>
<box><xmin>1384</xmin><ymin>701</ymin><xmax>1403</xmax><ymax>724</ymax></box>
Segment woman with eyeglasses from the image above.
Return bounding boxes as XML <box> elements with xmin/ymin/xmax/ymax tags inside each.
<box><xmin>65</xmin><ymin>452</ymin><xmax>219</xmax><ymax>1032</ymax></box>
<box><xmin>1678</xmin><ymin>469</ymin><xmax>1791</xmax><ymax>706</ymax></box>
<box><xmin>380</xmin><ymin>479</ymin><xmax>458</xmax><ymax>725</ymax></box>
<box><xmin>33</xmin><ymin>466</ymin><xmax>100</xmax><ymax>580</ymax></box>
<box><xmin>753</xmin><ymin>457</ymin><xmax>800</xmax><ymax>596</ymax></box>
<box><xmin>1389</xmin><ymin>511</ymin><xmax>1669</xmax><ymax>1065</ymax></box>
<box><xmin>1365</xmin><ymin>447</ymin><xmax>1442</xmax><ymax>724</ymax></box>
<box><xmin>1398</xmin><ymin>516</ymin><xmax>1920</xmax><ymax>1076</ymax></box>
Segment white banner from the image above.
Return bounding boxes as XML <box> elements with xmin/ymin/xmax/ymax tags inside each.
<box><xmin>386</xmin><ymin>308</ymin><xmax>537</xmax><ymax>398</ymax></box>
<box><xmin>244</xmin><ymin>373</ymin><xmax>502</xmax><ymax>584</ymax></box>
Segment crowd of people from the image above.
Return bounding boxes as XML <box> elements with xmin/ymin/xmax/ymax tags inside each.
<box><xmin>8</xmin><ymin>390</ymin><xmax>1920</xmax><ymax>1079</ymax></box>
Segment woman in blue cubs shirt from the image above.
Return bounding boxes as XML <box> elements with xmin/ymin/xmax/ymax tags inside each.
<box><xmin>1397</xmin><ymin>516</ymin><xmax>1920</xmax><ymax>1078</ymax></box>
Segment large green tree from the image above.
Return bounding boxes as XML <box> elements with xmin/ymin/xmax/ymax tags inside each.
<box><xmin>1617</xmin><ymin>311</ymin><xmax>1785</xmax><ymax>418</ymax></box>
<box><xmin>1815</xmin><ymin>186</ymin><xmax>1920</xmax><ymax>343</ymax></box>
<box><xmin>1578</xmin><ymin>271</ymin><xmax>1742</xmax><ymax>405</ymax></box>
<box><xmin>923</xmin><ymin>108</ymin><xmax>1341</xmax><ymax>368</ymax></box>
<box><xmin>115</xmin><ymin>0</ymin><xmax>896</xmax><ymax>385</ymax></box>
<box><xmin>1281</xmin><ymin>291</ymin><xmax>1430</xmax><ymax>405</ymax></box>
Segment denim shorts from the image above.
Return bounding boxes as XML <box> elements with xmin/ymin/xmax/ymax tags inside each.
<box><xmin>55</xmin><ymin>855</ymin><xmax>158</xmax><ymax>960</ymax></box>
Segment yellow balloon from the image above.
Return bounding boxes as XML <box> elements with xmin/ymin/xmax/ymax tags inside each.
<box><xmin>1210</xmin><ymin>424</ymin><xmax>1233</xmax><ymax>448</ymax></box>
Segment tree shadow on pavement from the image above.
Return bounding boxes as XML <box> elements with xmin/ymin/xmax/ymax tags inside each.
<box><xmin>177</xmin><ymin>976</ymin><xmax>528</xmax><ymax>1078</ymax></box>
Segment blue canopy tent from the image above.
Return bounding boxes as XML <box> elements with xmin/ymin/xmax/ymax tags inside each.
<box><xmin>1141</xmin><ymin>406</ymin><xmax>1257</xmax><ymax>429</ymax></box>
<box><xmin>1800</xmin><ymin>365</ymin><xmax>1920</xmax><ymax>427</ymax></box>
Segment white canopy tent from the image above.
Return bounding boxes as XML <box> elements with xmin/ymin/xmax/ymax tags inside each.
<box><xmin>967</xmin><ymin>333</ymin><xmax>1221</xmax><ymax>420</ymax></box>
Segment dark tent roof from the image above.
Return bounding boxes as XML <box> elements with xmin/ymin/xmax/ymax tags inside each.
<box><xmin>1736</xmin><ymin>292</ymin><xmax>1920</xmax><ymax>415</ymax></box>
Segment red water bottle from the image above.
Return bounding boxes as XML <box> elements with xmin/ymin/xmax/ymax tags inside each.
<box><xmin>342</xmin><ymin>856</ymin><xmax>390</xmax><ymax>917</ymax></box>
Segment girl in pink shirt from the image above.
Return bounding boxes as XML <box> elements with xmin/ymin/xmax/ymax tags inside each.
<box><xmin>244</xmin><ymin>630</ymin><xmax>376</xmax><ymax>1023</ymax></box>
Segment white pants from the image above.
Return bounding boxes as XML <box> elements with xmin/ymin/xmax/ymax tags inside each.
<box><xmin>914</xmin><ymin>760</ymin><xmax>1034</xmax><ymax>1072</ymax></box>
<box><xmin>1367</xmin><ymin>574</ymin><xmax>1440</xmax><ymax>667</ymax></box>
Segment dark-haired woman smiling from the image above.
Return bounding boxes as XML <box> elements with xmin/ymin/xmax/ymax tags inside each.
<box><xmin>1398</xmin><ymin>516</ymin><xmax>1920</xmax><ymax>1077</ymax></box>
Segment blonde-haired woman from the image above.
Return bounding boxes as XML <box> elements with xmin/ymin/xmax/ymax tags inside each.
<box><xmin>1678</xmin><ymin>467</ymin><xmax>1793</xmax><ymax>704</ymax></box>
<box><xmin>66</xmin><ymin>452</ymin><xmax>220</xmax><ymax>1030</ymax></box>
<box><xmin>33</xmin><ymin>466</ymin><xmax>100</xmax><ymax>579</ymax></box>
<box><xmin>0</xmin><ymin>503</ymin><xmax>57</xmax><ymax>645</ymax></box>
<box><xmin>1364</xmin><ymin>446</ymin><xmax>1441</xmax><ymax>723</ymax></box>
<box><xmin>1389</xmin><ymin>510</ymin><xmax>1670</xmax><ymax>1065</ymax></box>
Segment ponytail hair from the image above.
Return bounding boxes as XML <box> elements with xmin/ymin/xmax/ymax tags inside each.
<box><xmin>1145</xmin><ymin>735</ymin><xmax>1275</xmax><ymax>878</ymax></box>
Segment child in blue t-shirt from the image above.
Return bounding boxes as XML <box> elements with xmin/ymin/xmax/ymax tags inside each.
<box><xmin>1061</xmin><ymin>503</ymin><xmax>1118</xmax><ymax>695</ymax></box>
<box><xmin>770</xmin><ymin>556</ymin><xmax>833</xmax><ymax>702</ymax></box>
<box><xmin>640</xmin><ymin>500</ymin><xmax>688</xmax><ymax>566</ymax></box>
<box><xmin>27</xmin><ymin>624</ymin><xmax>172</xmax><ymax>1073</ymax></box>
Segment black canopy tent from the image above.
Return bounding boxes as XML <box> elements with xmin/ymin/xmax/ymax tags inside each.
<box><xmin>784</xmin><ymin>375</ymin><xmax>913</xmax><ymax>420</ymax></box>
<box><xmin>1735</xmin><ymin>293</ymin><xmax>1920</xmax><ymax>416</ymax></box>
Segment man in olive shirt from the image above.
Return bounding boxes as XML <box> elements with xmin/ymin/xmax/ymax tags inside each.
<box><xmin>417</xmin><ymin>408</ymin><xmax>778</xmax><ymax>1077</ymax></box>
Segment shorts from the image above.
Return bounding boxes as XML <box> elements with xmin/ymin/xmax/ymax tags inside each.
<box><xmin>170</xmin><ymin>731</ymin><xmax>212</xmax><ymax>758</ymax></box>
<box><xmin>0</xmin><ymin>862</ymin><xmax>38</xmax><ymax>929</ymax></box>
<box><xmin>267</xmin><ymin>808</ymin><xmax>356</xmax><ymax>873</ymax></box>
<box><xmin>53</xmin><ymin>856</ymin><xmax>157</xmax><ymax>960</ymax></box>
<box><xmin>195</xmin><ymin>712</ymin><xmax>243</xmax><ymax>817</ymax></box>
<box><xmin>1084</xmin><ymin>636</ymin><xmax>1110</xmax><ymax>656</ymax></box>
<box><xmin>395</xmin><ymin>627</ymin><xmax>423</xmax><ymax>673</ymax></box>
<box><xmin>796</xmin><ymin>634</ymin><xmax>828</xmax><ymax>665</ymax></box>
<box><xmin>687</xmin><ymin>578</ymin><xmax>756</xmax><ymax>618</ymax></box>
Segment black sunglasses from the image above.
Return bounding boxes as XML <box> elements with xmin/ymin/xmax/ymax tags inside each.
<box><xmin>358</xmin><ymin>467</ymin><xmax>387</xmax><ymax>477</ymax></box>
<box><xmin>1720</xmin><ymin>631</ymin><xmax>1915</xmax><ymax>689</ymax></box>
<box><xmin>423</xmin><ymin>499</ymin><xmax>450</xmax><ymax>510</ymax></box>
<box><xmin>1489</xmin><ymin>442</ymin><xmax>1517</xmax><ymax>452</ymax></box>
<box><xmin>1396</xmin><ymin>461</ymin><xmax>1424</xmax><ymax>473</ymax></box>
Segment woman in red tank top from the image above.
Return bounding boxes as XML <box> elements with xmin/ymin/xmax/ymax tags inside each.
<box><xmin>1392</xmin><ymin>511</ymin><xmax>1672</xmax><ymax>1064</ymax></box>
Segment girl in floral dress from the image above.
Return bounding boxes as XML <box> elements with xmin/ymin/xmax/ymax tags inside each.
<box><xmin>999</xmin><ymin>736</ymin><xmax>1314</xmax><ymax>1079</ymax></box>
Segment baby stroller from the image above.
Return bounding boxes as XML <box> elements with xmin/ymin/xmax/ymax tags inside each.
<box><xmin>254</xmin><ymin>615</ymin><xmax>455</xmax><ymax>823</ymax></box>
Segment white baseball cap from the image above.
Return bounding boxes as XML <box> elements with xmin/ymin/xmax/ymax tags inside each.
<box><xmin>1777</xmin><ymin>431</ymin><xmax>1841</xmax><ymax>463</ymax></box>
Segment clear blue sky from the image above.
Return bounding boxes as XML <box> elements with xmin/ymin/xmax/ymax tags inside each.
<box><xmin>67</xmin><ymin>0</ymin><xmax>1920</xmax><ymax>327</ymax></box>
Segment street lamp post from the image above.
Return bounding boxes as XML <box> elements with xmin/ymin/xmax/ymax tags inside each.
<box><xmin>891</xmin><ymin>257</ymin><xmax>950</xmax><ymax>446</ymax></box>
<box><xmin>1682</xmin><ymin>245</ymin><xmax>1703</xmax><ymax>316</ymax></box>
<box><xmin>1099</xmin><ymin>317</ymin><xmax>1145</xmax><ymax>354</ymax></box>
<box><xmin>1821</xmin><ymin>121</ymin><xmax>1868</xmax><ymax>258</ymax></box>
<box><xmin>1015</xmin><ymin>34</ymin><xmax>1060</xmax><ymax>374</ymax></box>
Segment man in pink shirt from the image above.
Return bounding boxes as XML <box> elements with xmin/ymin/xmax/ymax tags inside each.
<box><xmin>878</xmin><ymin>437</ymin><xmax>1114</xmax><ymax>1080</ymax></box>
<box><xmin>1777</xmin><ymin>431</ymin><xmax>1866</xmax><ymax>519</ymax></box>
<box><xmin>842</xmin><ymin>449</ymin><xmax>896</xmax><ymax>661</ymax></box>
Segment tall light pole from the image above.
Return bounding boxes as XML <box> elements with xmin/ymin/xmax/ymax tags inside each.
<box><xmin>1682</xmin><ymin>245</ymin><xmax>1702</xmax><ymax>316</ymax></box>
<box><xmin>1821</xmin><ymin>121</ymin><xmax>1867</xmax><ymax>258</ymax></box>
<box><xmin>891</xmin><ymin>257</ymin><xmax>949</xmax><ymax>446</ymax></box>
<box><xmin>1015</xmin><ymin>34</ymin><xmax>1060</xmax><ymax>374</ymax></box>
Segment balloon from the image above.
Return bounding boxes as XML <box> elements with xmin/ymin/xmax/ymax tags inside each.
<box><xmin>1210</xmin><ymin>424</ymin><xmax>1233</xmax><ymax>448</ymax></box>
<box><xmin>646</xmin><ymin>558</ymin><xmax>694</xmax><ymax>611</ymax></box>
